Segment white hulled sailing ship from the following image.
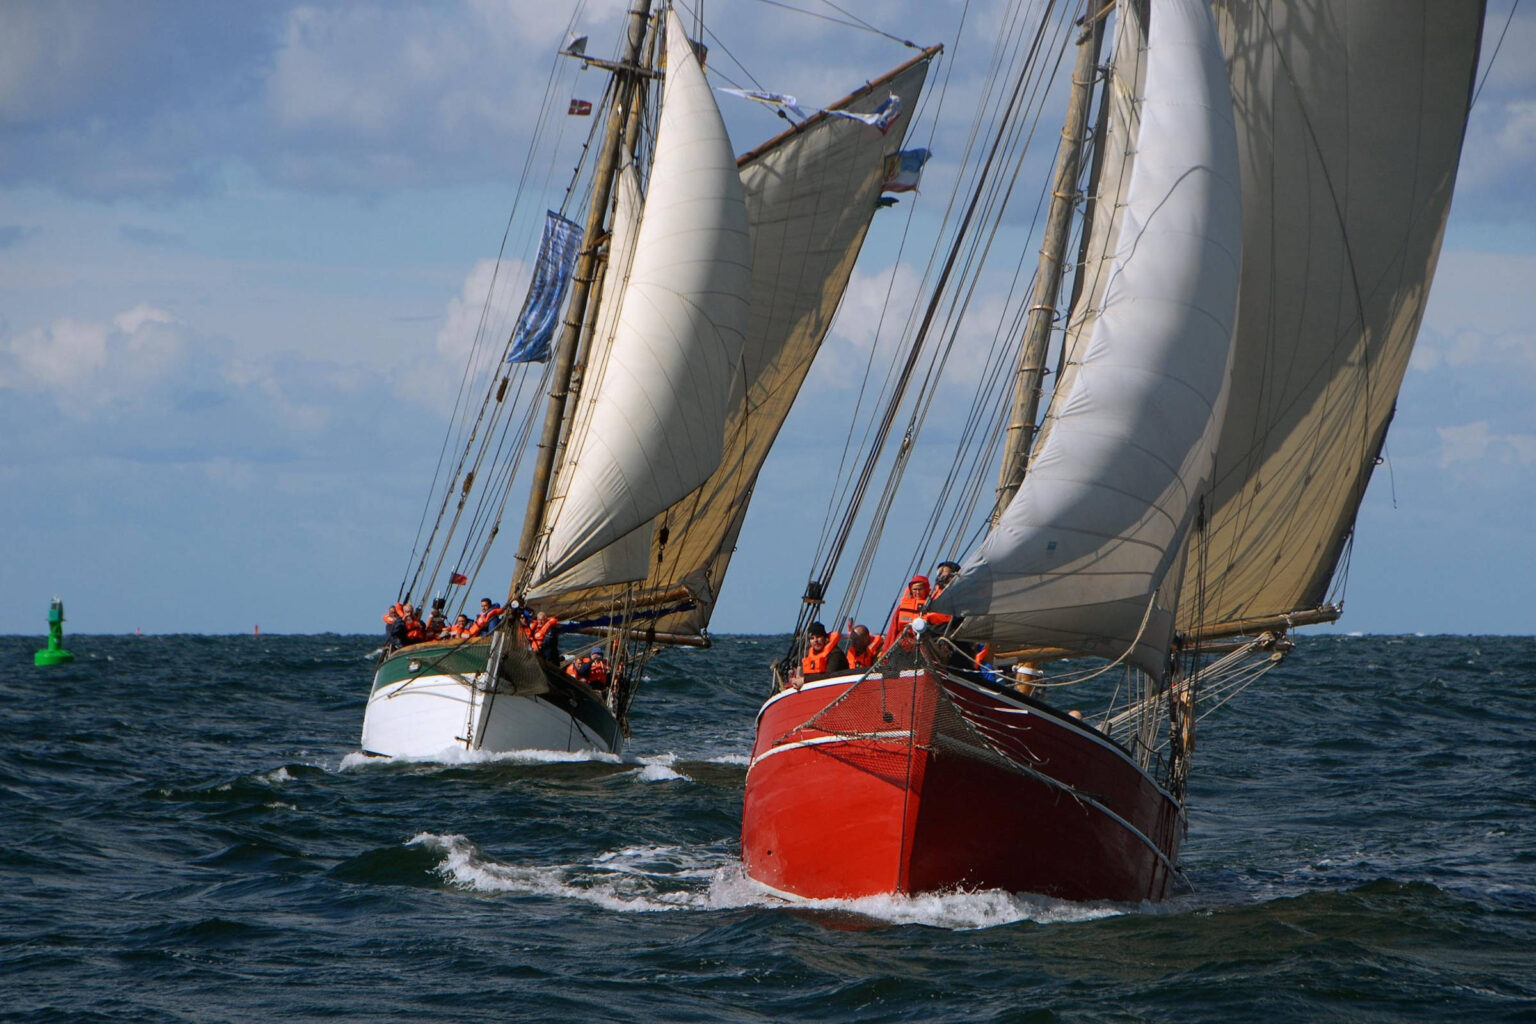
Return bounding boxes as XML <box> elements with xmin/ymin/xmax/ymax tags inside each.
<box><xmin>361</xmin><ymin>3</ymin><xmax>939</xmax><ymax>758</ymax></box>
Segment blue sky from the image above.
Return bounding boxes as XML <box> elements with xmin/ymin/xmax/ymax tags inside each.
<box><xmin>2</xmin><ymin>0</ymin><xmax>1532</xmax><ymax>637</ymax></box>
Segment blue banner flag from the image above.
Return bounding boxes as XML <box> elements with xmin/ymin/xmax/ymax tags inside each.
<box><xmin>507</xmin><ymin>212</ymin><xmax>584</xmax><ymax>363</ymax></box>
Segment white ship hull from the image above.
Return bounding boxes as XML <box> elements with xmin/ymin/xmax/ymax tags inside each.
<box><xmin>359</xmin><ymin>639</ymin><xmax>622</xmax><ymax>758</ymax></box>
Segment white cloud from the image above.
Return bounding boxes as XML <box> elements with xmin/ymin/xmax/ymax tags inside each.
<box><xmin>0</xmin><ymin>306</ymin><xmax>182</xmax><ymax>409</ymax></box>
<box><xmin>391</xmin><ymin>257</ymin><xmax>532</xmax><ymax>412</ymax></box>
<box><xmin>1437</xmin><ymin>420</ymin><xmax>1536</xmax><ymax>469</ymax></box>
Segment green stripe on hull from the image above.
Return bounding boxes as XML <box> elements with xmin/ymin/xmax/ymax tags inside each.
<box><xmin>372</xmin><ymin>639</ymin><xmax>492</xmax><ymax>693</ymax></box>
<box><xmin>370</xmin><ymin>638</ymin><xmax>622</xmax><ymax>750</ymax></box>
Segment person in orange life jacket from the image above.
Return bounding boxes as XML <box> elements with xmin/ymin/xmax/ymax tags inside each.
<box><xmin>474</xmin><ymin>598</ymin><xmax>503</xmax><ymax>634</ymax></box>
<box><xmin>800</xmin><ymin>621</ymin><xmax>846</xmax><ymax>677</ymax></box>
<box><xmin>400</xmin><ymin>608</ymin><xmax>427</xmax><ymax>644</ymax></box>
<box><xmin>424</xmin><ymin>609</ymin><xmax>446</xmax><ymax>640</ymax></box>
<box><xmin>587</xmin><ymin>651</ymin><xmax>611</xmax><ymax>690</ymax></box>
<box><xmin>887</xmin><ymin>575</ymin><xmax>931</xmax><ymax>646</ymax></box>
<box><xmin>447</xmin><ymin>613</ymin><xmax>472</xmax><ymax>638</ymax></box>
<box><xmin>845</xmin><ymin>621</ymin><xmax>885</xmax><ymax>670</ymax></box>
<box><xmin>526</xmin><ymin>611</ymin><xmax>561</xmax><ymax>661</ymax></box>
<box><xmin>922</xmin><ymin>561</ymin><xmax>960</xmax><ymax>630</ymax></box>
<box><xmin>383</xmin><ymin>602</ymin><xmax>417</xmax><ymax>647</ymax></box>
<box><xmin>565</xmin><ymin>652</ymin><xmax>595</xmax><ymax>683</ymax></box>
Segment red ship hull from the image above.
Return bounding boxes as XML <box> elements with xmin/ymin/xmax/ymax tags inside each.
<box><xmin>741</xmin><ymin>666</ymin><xmax>1184</xmax><ymax>903</ymax></box>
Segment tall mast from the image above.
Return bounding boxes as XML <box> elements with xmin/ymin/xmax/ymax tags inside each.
<box><xmin>994</xmin><ymin>7</ymin><xmax>1106</xmax><ymax>513</ymax></box>
<box><xmin>512</xmin><ymin>0</ymin><xmax>654</xmax><ymax>598</ymax></box>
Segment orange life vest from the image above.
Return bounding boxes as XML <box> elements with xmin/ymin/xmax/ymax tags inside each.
<box><xmin>847</xmin><ymin>633</ymin><xmax>884</xmax><ymax>670</ymax></box>
<box><xmin>383</xmin><ymin>602</ymin><xmax>408</xmax><ymax>626</ymax></box>
<box><xmin>800</xmin><ymin>631</ymin><xmax>843</xmax><ymax>676</ymax></box>
<box><xmin>528</xmin><ymin>615</ymin><xmax>557</xmax><ymax>648</ymax></box>
<box><xmin>888</xmin><ymin>594</ymin><xmax>924</xmax><ymax>647</ymax></box>
<box><xmin>474</xmin><ymin>605</ymin><xmax>503</xmax><ymax>632</ymax></box>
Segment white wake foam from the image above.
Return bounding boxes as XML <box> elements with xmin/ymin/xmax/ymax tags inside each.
<box><xmin>407</xmin><ymin>833</ymin><xmax>1125</xmax><ymax>929</ymax></box>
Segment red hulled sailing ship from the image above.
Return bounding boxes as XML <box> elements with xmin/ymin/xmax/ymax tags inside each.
<box><xmin>739</xmin><ymin>0</ymin><xmax>1483</xmax><ymax>901</ymax></box>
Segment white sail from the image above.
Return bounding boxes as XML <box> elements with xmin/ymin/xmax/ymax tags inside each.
<box><xmin>1181</xmin><ymin>0</ymin><xmax>1484</xmax><ymax>632</ymax></box>
<box><xmin>526</xmin><ymin>165</ymin><xmax>651</xmax><ymax>600</ymax></box>
<box><xmin>532</xmin><ymin>10</ymin><xmax>751</xmax><ymax>586</ymax></box>
<box><xmin>937</xmin><ymin>0</ymin><xmax>1242</xmax><ymax>676</ymax></box>
<box><xmin>529</xmin><ymin>55</ymin><xmax>935</xmax><ymax>629</ymax></box>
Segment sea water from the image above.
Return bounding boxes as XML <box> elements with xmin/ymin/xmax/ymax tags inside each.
<box><xmin>2</xmin><ymin>633</ymin><xmax>1533</xmax><ymax>1021</ymax></box>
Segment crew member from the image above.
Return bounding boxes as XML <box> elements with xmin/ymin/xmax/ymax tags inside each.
<box><xmin>588</xmin><ymin>651</ymin><xmax>611</xmax><ymax>690</ymax></box>
<box><xmin>400</xmin><ymin>607</ymin><xmax>426</xmax><ymax>644</ymax></box>
<box><xmin>845</xmin><ymin>623</ymin><xmax>884</xmax><ymax>670</ymax></box>
<box><xmin>424</xmin><ymin>609</ymin><xmax>446</xmax><ymax>640</ymax></box>
<box><xmin>447</xmin><ymin>613</ymin><xmax>472</xmax><ymax>638</ymax></box>
<box><xmin>887</xmin><ymin>575</ymin><xmax>930</xmax><ymax>647</ymax></box>
<box><xmin>1012</xmin><ymin>661</ymin><xmax>1043</xmax><ymax>697</ymax></box>
<box><xmin>474</xmin><ymin>598</ymin><xmax>503</xmax><ymax>634</ymax></box>
<box><xmin>800</xmin><ymin>621</ymin><xmax>845</xmax><ymax>678</ymax></box>
<box><xmin>527</xmin><ymin>612</ymin><xmax>561</xmax><ymax>661</ymax></box>
<box><xmin>933</xmin><ymin>560</ymin><xmax>961</xmax><ymax>594</ymax></box>
<box><xmin>383</xmin><ymin>601</ymin><xmax>415</xmax><ymax>648</ymax></box>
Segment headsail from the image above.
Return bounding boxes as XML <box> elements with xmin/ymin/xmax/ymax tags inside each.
<box><xmin>530</xmin><ymin>10</ymin><xmax>751</xmax><ymax>586</ymax></box>
<box><xmin>938</xmin><ymin>0</ymin><xmax>1242</xmax><ymax>676</ymax></box>
<box><xmin>530</xmin><ymin>51</ymin><xmax>937</xmax><ymax>632</ymax></box>
<box><xmin>1181</xmin><ymin>0</ymin><xmax>1485</xmax><ymax>636</ymax></box>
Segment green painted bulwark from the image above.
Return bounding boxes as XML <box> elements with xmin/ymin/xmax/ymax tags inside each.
<box><xmin>371</xmin><ymin>639</ymin><xmax>491</xmax><ymax>693</ymax></box>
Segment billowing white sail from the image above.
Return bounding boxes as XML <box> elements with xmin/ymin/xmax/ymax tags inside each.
<box><xmin>937</xmin><ymin>0</ymin><xmax>1242</xmax><ymax>676</ymax></box>
<box><xmin>529</xmin><ymin>54</ymin><xmax>935</xmax><ymax>628</ymax></box>
<box><xmin>527</xmin><ymin>165</ymin><xmax>651</xmax><ymax>601</ymax></box>
<box><xmin>531</xmin><ymin>10</ymin><xmax>751</xmax><ymax>586</ymax></box>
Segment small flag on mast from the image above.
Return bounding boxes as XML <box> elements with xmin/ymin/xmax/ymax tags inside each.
<box><xmin>568</xmin><ymin>98</ymin><xmax>592</xmax><ymax>116</ymax></box>
<box><xmin>449</xmin><ymin>571</ymin><xmax>468</xmax><ymax>586</ymax></box>
<box><xmin>881</xmin><ymin>148</ymin><xmax>931</xmax><ymax>193</ymax></box>
<box><xmin>828</xmin><ymin>93</ymin><xmax>903</xmax><ymax>135</ymax></box>
<box><xmin>718</xmin><ymin>88</ymin><xmax>808</xmax><ymax>121</ymax></box>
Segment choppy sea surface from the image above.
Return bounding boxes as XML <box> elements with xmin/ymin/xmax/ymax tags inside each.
<box><xmin>2</xmin><ymin>632</ymin><xmax>1533</xmax><ymax>1022</ymax></box>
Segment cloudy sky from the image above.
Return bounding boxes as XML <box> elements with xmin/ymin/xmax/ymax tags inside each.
<box><xmin>2</xmin><ymin>0</ymin><xmax>1532</xmax><ymax>637</ymax></box>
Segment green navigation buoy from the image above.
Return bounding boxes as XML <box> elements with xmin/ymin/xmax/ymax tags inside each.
<box><xmin>35</xmin><ymin>597</ymin><xmax>76</xmax><ymax>666</ymax></box>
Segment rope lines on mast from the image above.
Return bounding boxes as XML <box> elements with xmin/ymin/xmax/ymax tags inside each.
<box><xmin>396</xmin><ymin>0</ymin><xmax>617</xmax><ymax>612</ymax></box>
<box><xmin>793</xmin><ymin>0</ymin><xmax>1082</xmax><ymax>643</ymax></box>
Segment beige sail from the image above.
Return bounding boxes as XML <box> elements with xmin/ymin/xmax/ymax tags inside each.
<box><xmin>532</xmin><ymin>53</ymin><xmax>936</xmax><ymax>633</ymax></box>
<box><xmin>1178</xmin><ymin>0</ymin><xmax>1484</xmax><ymax>633</ymax></box>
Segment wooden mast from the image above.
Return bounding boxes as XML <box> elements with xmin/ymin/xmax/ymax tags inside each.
<box><xmin>511</xmin><ymin>0</ymin><xmax>654</xmax><ymax>599</ymax></box>
<box><xmin>994</xmin><ymin>7</ymin><xmax>1106</xmax><ymax>513</ymax></box>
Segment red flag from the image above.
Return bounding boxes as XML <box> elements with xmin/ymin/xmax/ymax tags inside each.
<box><xmin>568</xmin><ymin>99</ymin><xmax>592</xmax><ymax>116</ymax></box>
<box><xmin>449</xmin><ymin>571</ymin><xmax>468</xmax><ymax>586</ymax></box>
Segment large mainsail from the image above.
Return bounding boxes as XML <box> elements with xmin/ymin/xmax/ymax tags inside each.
<box><xmin>530</xmin><ymin>53</ymin><xmax>936</xmax><ymax>633</ymax></box>
<box><xmin>938</xmin><ymin>0</ymin><xmax>1243</xmax><ymax>676</ymax></box>
<box><xmin>530</xmin><ymin>10</ymin><xmax>751</xmax><ymax>587</ymax></box>
<box><xmin>1181</xmin><ymin>0</ymin><xmax>1485</xmax><ymax>635</ymax></box>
